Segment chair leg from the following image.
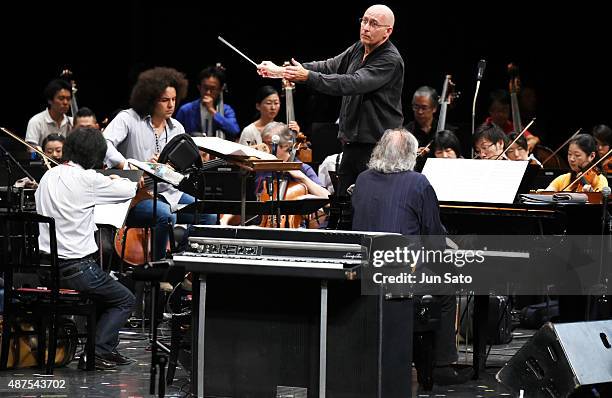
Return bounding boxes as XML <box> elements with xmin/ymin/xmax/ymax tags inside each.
<box><xmin>86</xmin><ymin>309</ymin><xmax>96</xmax><ymax>371</ymax></box>
<box><xmin>37</xmin><ymin>316</ymin><xmax>47</xmax><ymax>372</ymax></box>
<box><xmin>166</xmin><ymin>316</ymin><xmax>180</xmax><ymax>385</ymax></box>
<box><xmin>46</xmin><ymin>312</ymin><xmax>57</xmax><ymax>375</ymax></box>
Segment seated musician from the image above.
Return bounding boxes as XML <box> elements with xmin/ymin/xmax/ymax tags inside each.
<box><xmin>506</xmin><ymin>132</ymin><xmax>542</xmax><ymax>166</ymax></box>
<box><xmin>35</xmin><ymin>128</ymin><xmax>137</xmax><ymax>370</ymax></box>
<box><xmin>593</xmin><ymin>124</ymin><xmax>612</xmax><ymax>175</ymax></box>
<box><xmin>42</xmin><ymin>133</ymin><xmax>65</xmax><ymax>163</ymax></box>
<box><xmin>351</xmin><ymin>128</ymin><xmax>473</xmax><ymax>386</ymax></box>
<box><xmin>544</xmin><ymin>133</ymin><xmax>608</xmax><ymax>192</ymax></box>
<box><xmin>432</xmin><ymin>130</ymin><xmax>462</xmax><ymax>159</ymax></box>
<box><xmin>220</xmin><ymin>122</ymin><xmax>329</xmax><ymax>226</ymax></box>
<box><xmin>254</xmin><ymin>122</ymin><xmax>329</xmax><ymax>199</ymax></box>
<box><xmin>485</xmin><ymin>89</ymin><xmax>539</xmax><ymax>151</ymax></box>
<box><xmin>473</xmin><ymin>122</ymin><xmax>509</xmax><ymax>159</ymax></box>
<box><xmin>103</xmin><ymin>67</ymin><xmax>215</xmax><ymax>260</ymax></box>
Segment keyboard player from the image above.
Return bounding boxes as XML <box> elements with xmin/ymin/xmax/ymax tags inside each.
<box><xmin>351</xmin><ymin>128</ymin><xmax>473</xmax><ymax>386</ymax></box>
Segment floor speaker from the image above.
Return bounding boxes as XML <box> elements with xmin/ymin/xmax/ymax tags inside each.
<box><xmin>497</xmin><ymin>320</ymin><xmax>612</xmax><ymax>397</ymax></box>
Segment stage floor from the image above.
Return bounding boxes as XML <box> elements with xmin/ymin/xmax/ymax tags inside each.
<box><xmin>0</xmin><ymin>326</ymin><xmax>532</xmax><ymax>397</ymax></box>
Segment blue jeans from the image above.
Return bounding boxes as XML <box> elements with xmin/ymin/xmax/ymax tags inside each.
<box><xmin>126</xmin><ymin>193</ymin><xmax>215</xmax><ymax>260</ymax></box>
<box><xmin>58</xmin><ymin>258</ymin><xmax>135</xmax><ymax>355</ymax></box>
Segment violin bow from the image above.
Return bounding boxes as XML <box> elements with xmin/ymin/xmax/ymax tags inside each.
<box><xmin>1</xmin><ymin>127</ymin><xmax>60</xmax><ymax>169</ymax></box>
<box><xmin>541</xmin><ymin>128</ymin><xmax>582</xmax><ymax>166</ymax></box>
<box><xmin>496</xmin><ymin>118</ymin><xmax>536</xmax><ymax>160</ymax></box>
<box><xmin>559</xmin><ymin>147</ymin><xmax>612</xmax><ymax>191</ymax></box>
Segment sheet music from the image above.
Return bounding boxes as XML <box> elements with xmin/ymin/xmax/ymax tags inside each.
<box><xmin>192</xmin><ymin>136</ymin><xmax>277</xmax><ymax>160</ymax></box>
<box><xmin>421</xmin><ymin>158</ymin><xmax>528</xmax><ymax>204</ymax></box>
<box><xmin>94</xmin><ymin>200</ymin><xmax>132</xmax><ymax>228</ymax></box>
<box><xmin>127</xmin><ymin>159</ymin><xmax>184</xmax><ymax>186</ymax></box>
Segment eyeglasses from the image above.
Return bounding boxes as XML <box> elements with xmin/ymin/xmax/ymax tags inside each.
<box><xmin>359</xmin><ymin>17</ymin><xmax>390</xmax><ymax>29</ymax></box>
<box><xmin>412</xmin><ymin>104</ymin><xmax>432</xmax><ymax>112</ymax></box>
<box><xmin>474</xmin><ymin>141</ymin><xmax>497</xmax><ymax>155</ymax></box>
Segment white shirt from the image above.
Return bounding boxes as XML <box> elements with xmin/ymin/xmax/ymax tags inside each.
<box><xmin>318</xmin><ymin>153</ymin><xmax>342</xmax><ymax>194</ymax></box>
<box><xmin>35</xmin><ymin>162</ymin><xmax>137</xmax><ymax>259</ymax></box>
<box><xmin>25</xmin><ymin>109</ymin><xmax>73</xmax><ymax>146</ymax></box>
<box><xmin>238</xmin><ymin>122</ymin><xmax>265</xmax><ymax>146</ymax></box>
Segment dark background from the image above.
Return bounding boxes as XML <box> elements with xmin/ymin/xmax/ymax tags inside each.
<box><xmin>3</xmin><ymin>1</ymin><xmax>610</xmax><ymax>155</ymax></box>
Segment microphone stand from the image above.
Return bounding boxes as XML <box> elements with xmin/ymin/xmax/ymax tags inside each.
<box><xmin>471</xmin><ymin>80</ymin><xmax>482</xmax><ymax>159</ymax></box>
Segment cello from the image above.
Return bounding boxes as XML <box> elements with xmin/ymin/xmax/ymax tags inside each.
<box><xmin>282</xmin><ymin>62</ymin><xmax>312</xmax><ymax>163</ymax></box>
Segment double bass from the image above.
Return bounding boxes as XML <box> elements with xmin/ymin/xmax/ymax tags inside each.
<box><xmin>436</xmin><ymin>74</ymin><xmax>458</xmax><ymax>133</ymax></box>
<box><xmin>60</xmin><ymin>68</ymin><xmax>78</xmax><ymax>118</ymax></box>
<box><xmin>282</xmin><ymin>62</ymin><xmax>312</xmax><ymax>163</ymax></box>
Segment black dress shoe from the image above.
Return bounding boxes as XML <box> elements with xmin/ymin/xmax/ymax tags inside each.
<box><xmin>432</xmin><ymin>365</ymin><xmax>474</xmax><ymax>386</ymax></box>
<box><xmin>98</xmin><ymin>350</ymin><xmax>134</xmax><ymax>365</ymax></box>
<box><xmin>77</xmin><ymin>353</ymin><xmax>117</xmax><ymax>370</ymax></box>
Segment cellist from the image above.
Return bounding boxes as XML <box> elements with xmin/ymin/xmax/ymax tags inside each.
<box><xmin>103</xmin><ymin>67</ymin><xmax>215</xmax><ymax>261</ymax></box>
<box><xmin>544</xmin><ymin>134</ymin><xmax>608</xmax><ymax>192</ymax></box>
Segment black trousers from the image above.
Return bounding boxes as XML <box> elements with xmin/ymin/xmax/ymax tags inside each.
<box><xmin>337</xmin><ymin>142</ymin><xmax>376</xmax><ymax>197</ymax></box>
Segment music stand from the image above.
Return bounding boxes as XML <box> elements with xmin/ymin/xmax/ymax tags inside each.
<box><xmin>126</xmin><ymin>160</ymin><xmax>184</xmax><ymax>397</ymax></box>
<box><xmin>178</xmin><ymin>198</ymin><xmax>329</xmax><ymax>222</ymax></box>
<box><xmin>192</xmin><ymin>137</ymin><xmax>301</xmax><ymax>225</ymax></box>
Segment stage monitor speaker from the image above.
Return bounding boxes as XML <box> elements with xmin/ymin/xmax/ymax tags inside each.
<box><xmin>497</xmin><ymin>320</ymin><xmax>612</xmax><ymax>398</ymax></box>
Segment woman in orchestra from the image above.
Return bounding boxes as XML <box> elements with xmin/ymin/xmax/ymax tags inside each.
<box><xmin>42</xmin><ymin>133</ymin><xmax>65</xmax><ymax>163</ymax></box>
<box><xmin>545</xmin><ymin>134</ymin><xmax>608</xmax><ymax>192</ymax></box>
<box><xmin>432</xmin><ymin>130</ymin><xmax>462</xmax><ymax>159</ymax></box>
<box><xmin>255</xmin><ymin>122</ymin><xmax>329</xmax><ymax>199</ymax></box>
<box><xmin>505</xmin><ymin>132</ymin><xmax>542</xmax><ymax>166</ymax></box>
<box><xmin>473</xmin><ymin>122</ymin><xmax>508</xmax><ymax>160</ymax></box>
<box><xmin>238</xmin><ymin>85</ymin><xmax>300</xmax><ymax>146</ymax></box>
<box><xmin>592</xmin><ymin>124</ymin><xmax>612</xmax><ymax>175</ymax></box>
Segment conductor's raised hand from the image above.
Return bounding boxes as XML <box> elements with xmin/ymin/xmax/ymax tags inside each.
<box><xmin>283</xmin><ymin>58</ymin><xmax>309</xmax><ymax>82</ymax></box>
<box><xmin>257</xmin><ymin>61</ymin><xmax>284</xmax><ymax>79</ymax></box>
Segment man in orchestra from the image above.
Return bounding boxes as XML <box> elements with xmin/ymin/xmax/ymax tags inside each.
<box><xmin>175</xmin><ymin>65</ymin><xmax>240</xmax><ymax>140</ymax></box>
<box><xmin>25</xmin><ymin>78</ymin><xmax>73</xmax><ymax>149</ymax></box>
<box><xmin>473</xmin><ymin>123</ymin><xmax>508</xmax><ymax>160</ymax></box>
<box><xmin>103</xmin><ymin>67</ymin><xmax>215</xmax><ymax>261</ymax></box>
<box><xmin>257</xmin><ymin>4</ymin><xmax>404</xmax><ymax>197</ymax></box>
<box><xmin>73</xmin><ymin>107</ymin><xmax>100</xmax><ymax>129</ymax></box>
<box><xmin>351</xmin><ymin>128</ymin><xmax>473</xmax><ymax>386</ymax></box>
<box><xmin>35</xmin><ymin>127</ymin><xmax>137</xmax><ymax>370</ymax></box>
<box><xmin>485</xmin><ymin>89</ymin><xmax>539</xmax><ymax>151</ymax></box>
<box><xmin>41</xmin><ymin>133</ymin><xmax>65</xmax><ymax>163</ymax></box>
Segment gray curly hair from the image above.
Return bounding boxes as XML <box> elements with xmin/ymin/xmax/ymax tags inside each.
<box><xmin>367</xmin><ymin>128</ymin><xmax>419</xmax><ymax>173</ymax></box>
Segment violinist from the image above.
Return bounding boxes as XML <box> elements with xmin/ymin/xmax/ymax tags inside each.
<box><xmin>473</xmin><ymin>122</ymin><xmax>509</xmax><ymax>160</ymax></box>
<box><xmin>103</xmin><ymin>67</ymin><xmax>215</xmax><ymax>261</ymax></box>
<box><xmin>41</xmin><ymin>133</ymin><xmax>65</xmax><ymax>163</ymax></box>
<box><xmin>36</xmin><ymin>128</ymin><xmax>137</xmax><ymax>370</ymax></box>
<box><xmin>175</xmin><ymin>65</ymin><xmax>240</xmax><ymax>140</ymax></box>
<box><xmin>592</xmin><ymin>124</ymin><xmax>612</xmax><ymax>175</ymax></box>
<box><xmin>545</xmin><ymin>134</ymin><xmax>608</xmax><ymax>192</ymax></box>
<box><xmin>238</xmin><ymin>86</ymin><xmax>300</xmax><ymax>146</ymax></box>
<box><xmin>25</xmin><ymin>78</ymin><xmax>73</xmax><ymax>149</ymax></box>
<box><xmin>506</xmin><ymin>132</ymin><xmax>542</xmax><ymax>166</ymax></box>
<box><xmin>432</xmin><ymin>130</ymin><xmax>462</xmax><ymax>159</ymax></box>
<box><xmin>485</xmin><ymin>89</ymin><xmax>539</xmax><ymax>151</ymax></box>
